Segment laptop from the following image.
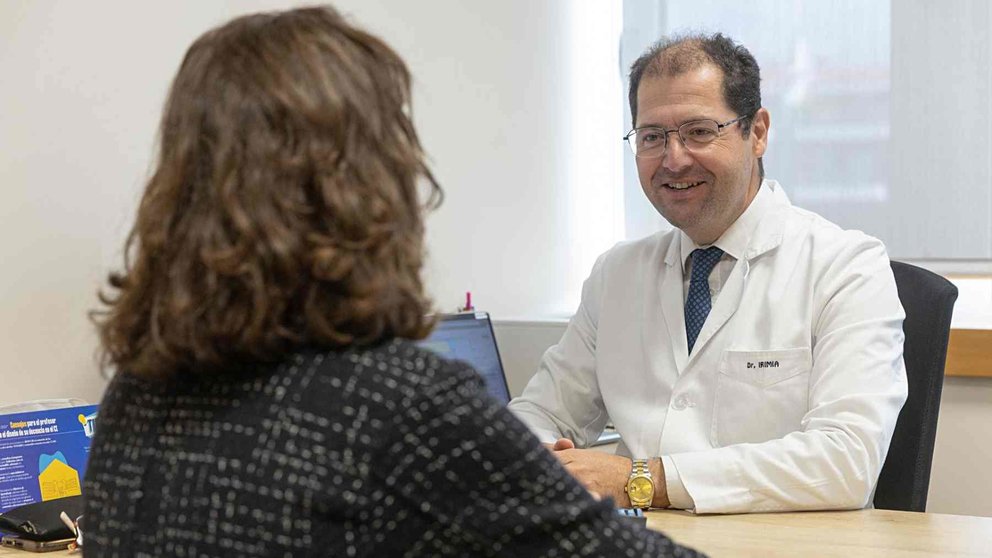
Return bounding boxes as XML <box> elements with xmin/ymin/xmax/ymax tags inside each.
<box><xmin>417</xmin><ymin>312</ymin><xmax>620</xmax><ymax>446</ymax></box>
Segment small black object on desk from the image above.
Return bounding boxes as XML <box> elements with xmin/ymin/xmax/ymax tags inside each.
<box><xmin>616</xmin><ymin>507</ymin><xmax>647</xmax><ymax>526</ymax></box>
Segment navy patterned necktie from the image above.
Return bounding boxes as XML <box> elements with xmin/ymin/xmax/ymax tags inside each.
<box><xmin>685</xmin><ymin>246</ymin><xmax>725</xmax><ymax>354</ymax></box>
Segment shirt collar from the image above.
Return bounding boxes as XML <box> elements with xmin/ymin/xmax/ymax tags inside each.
<box><xmin>680</xmin><ymin>179</ymin><xmax>776</xmax><ymax>273</ymax></box>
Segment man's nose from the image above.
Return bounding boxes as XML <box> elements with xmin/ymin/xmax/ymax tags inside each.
<box><xmin>661</xmin><ymin>134</ymin><xmax>693</xmax><ymax>174</ymax></box>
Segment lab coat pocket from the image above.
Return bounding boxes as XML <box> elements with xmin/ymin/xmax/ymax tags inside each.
<box><xmin>712</xmin><ymin>348</ymin><xmax>812</xmax><ymax>446</ymax></box>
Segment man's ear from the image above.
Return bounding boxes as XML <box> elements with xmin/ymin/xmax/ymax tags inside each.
<box><xmin>750</xmin><ymin>107</ymin><xmax>770</xmax><ymax>158</ymax></box>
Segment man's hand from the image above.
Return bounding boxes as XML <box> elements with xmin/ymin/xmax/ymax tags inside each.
<box><xmin>544</xmin><ymin>438</ymin><xmax>671</xmax><ymax>508</ymax></box>
<box><xmin>544</xmin><ymin>438</ymin><xmax>633</xmax><ymax>505</ymax></box>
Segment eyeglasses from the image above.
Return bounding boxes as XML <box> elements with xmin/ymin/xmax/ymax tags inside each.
<box><xmin>623</xmin><ymin>114</ymin><xmax>752</xmax><ymax>158</ymax></box>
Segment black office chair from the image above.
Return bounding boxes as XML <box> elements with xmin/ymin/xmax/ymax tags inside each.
<box><xmin>873</xmin><ymin>261</ymin><xmax>957</xmax><ymax>512</ymax></box>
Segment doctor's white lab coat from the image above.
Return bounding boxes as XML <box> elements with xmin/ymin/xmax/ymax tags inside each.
<box><xmin>508</xmin><ymin>180</ymin><xmax>908</xmax><ymax>514</ymax></box>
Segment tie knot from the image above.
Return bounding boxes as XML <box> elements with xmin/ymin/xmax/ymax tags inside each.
<box><xmin>690</xmin><ymin>246</ymin><xmax>724</xmax><ymax>282</ymax></box>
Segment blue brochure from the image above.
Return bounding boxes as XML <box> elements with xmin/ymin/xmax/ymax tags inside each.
<box><xmin>0</xmin><ymin>405</ymin><xmax>98</xmax><ymax>513</ymax></box>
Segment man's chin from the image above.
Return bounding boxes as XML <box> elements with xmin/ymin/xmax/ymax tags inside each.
<box><xmin>659</xmin><ymin>211</ymin><xmax>718</xmax><ymax>244</ymax></box>
<box><xmin>657</xmin><ymin>208</ymin><xmax>695</xmax><ymax>232</ymax></box>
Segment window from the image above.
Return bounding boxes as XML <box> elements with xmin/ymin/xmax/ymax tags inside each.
<box><xmin>621</xmin><ymin>0</ymin><xmax>992</xmax><ymax>274</ymax></box>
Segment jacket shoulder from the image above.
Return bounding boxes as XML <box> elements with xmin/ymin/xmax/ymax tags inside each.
<box><xmin>783</xmin><ymin>204</ymin><xmax>889</xmax><ymax>259</ymax></box>
<box><xmin>596</xmin><ymin>229</ymin><xmax>678</xmax><ymax>270</ymax></box>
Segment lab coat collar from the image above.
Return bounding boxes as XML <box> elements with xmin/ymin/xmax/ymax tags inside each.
<box><xmin>659</xmin><ymin>179</ymin><xmax>793</xmax><ymax>371</ymax></box>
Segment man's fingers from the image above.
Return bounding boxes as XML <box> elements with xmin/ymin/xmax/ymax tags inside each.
<box><xmin>553</xmin><ymin>438</ymin><xmax>576</xmax><ymax>451</ymax></box>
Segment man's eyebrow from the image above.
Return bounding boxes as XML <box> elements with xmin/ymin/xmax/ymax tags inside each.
<box><xmin>634</xmin><ymin>115</ymin><xmax>715</xmax><ymax>129</ymax></box>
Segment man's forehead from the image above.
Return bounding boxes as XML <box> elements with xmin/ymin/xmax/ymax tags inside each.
<box><xmin>635</xmin><ymin>65</ymin><xmax>729</xmax><ymax>121</ymax></box>
<box><xmin>637</xmin><ymin>63</ymin><xmax>723</xmax><ymax>97</ymax></box>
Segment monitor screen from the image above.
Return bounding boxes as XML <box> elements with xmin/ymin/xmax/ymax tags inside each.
<box><xmin>417</xmin><ymin>312</ymin><xmax>511</xmax><ymax>404</ymax></box>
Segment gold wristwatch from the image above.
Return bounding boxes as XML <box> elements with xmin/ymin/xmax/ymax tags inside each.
<box><xmin>624</xmin><ymin>458</ymin><xmax>655</xmax><ymax>509</ymax></box>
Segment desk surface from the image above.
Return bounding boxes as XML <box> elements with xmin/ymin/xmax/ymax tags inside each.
<box><xmin>1</xmin><ymin>509</ymin><xmax>988</xmax><ymax>556</ymax></box>
<box><xmin>0</xmin><ymin>542</ymin><xmax>74</xmax><ymax>556</ymax></box>
<box><xmin>647</xmin><ymin>508</ymin><xmax>992</xmax><ymax>557</ymax></box>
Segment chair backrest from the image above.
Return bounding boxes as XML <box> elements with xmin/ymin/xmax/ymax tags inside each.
<box><xmin>873</xmin><ymin>261</ymin><xmax>957</xmax><ymax>512</ymax></box>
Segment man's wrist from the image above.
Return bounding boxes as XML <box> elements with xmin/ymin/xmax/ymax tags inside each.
<box><xmin>649</xmin><ymin>457</ymin><xmax>670</xmax><ymax>509</ymax></box>
<box><xmin>621</xmin><ymin>457</ymin><xmax>670</xmax><ymax>509</ymax></box>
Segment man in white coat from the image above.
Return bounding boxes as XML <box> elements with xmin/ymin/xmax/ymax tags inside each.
<box><xmin>507</xmin><ymin>33</ymin><xmax>908</xmax><ymax>514</ymax></box>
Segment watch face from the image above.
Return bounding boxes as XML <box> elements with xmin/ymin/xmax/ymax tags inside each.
<box><xmin>628</xmin><ymin>477</ymin><xmax>653</xmax><ymax>501</ymax></box>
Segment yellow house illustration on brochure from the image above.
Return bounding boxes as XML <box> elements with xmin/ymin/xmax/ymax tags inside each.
<box><xmin>38</xmin><ymin>451</ymin><xmax>81</xmax><ymax>501</ymax></box>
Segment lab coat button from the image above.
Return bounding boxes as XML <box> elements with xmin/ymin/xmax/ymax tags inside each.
<box><xmin>672</xmin><ymin>395</ymin><xmax>689</xmax><ymax>411</ymax></box>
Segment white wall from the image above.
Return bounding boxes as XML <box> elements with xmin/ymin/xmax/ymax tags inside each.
<box><xmin>493</xmin><ymin>319</ymin><xmax>569</xmax><ymax>397</ymax></box>
<box><xmin>927</xmin><ymin>377</ymin><xmax>992</xmax><ymax>517</ymax></box>
<box><xmin>1</xmin><ymin>1</ymin><xmax>619</xmax><ymax>405</ymax></box>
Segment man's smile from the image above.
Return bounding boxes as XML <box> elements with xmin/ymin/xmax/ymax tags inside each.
<box><xmin>664</xmin><ymin>180</ymin><xmax>706</xmax><ymax>190</ymax></box>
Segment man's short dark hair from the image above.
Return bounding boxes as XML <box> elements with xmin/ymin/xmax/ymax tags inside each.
<box><xmin>628</xmin><ymin>32</ymin><xmax>762</xmax><ymax>134</ymax></box>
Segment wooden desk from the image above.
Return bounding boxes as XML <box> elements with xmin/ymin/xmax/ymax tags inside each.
<box><xmin>0</xmin><ymin>542</ymin><xmax>74</xmax><ymax>556</ymax></box>
<box><xmin>1</xmin><ymin>510</ymin><xmax>988</xmax><ymax>556</ymax></box>
<box><xmin>647</xmin><ymin>508</ymin><xmax>992</xmax><ymax>557</ymax></box>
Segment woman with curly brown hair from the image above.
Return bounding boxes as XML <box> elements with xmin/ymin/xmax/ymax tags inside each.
<box><xmin>82</xmin><ymin>6</ymin><xmax>700</xmax><ymax>557</ymax></box>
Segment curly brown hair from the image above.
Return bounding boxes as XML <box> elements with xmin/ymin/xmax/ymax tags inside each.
<box><xmin>92</xmin><ymin>6</ymin><xmax>442</xmax><ymax>378</ymax></box>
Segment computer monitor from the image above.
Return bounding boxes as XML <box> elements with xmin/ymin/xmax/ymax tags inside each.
<box><xmin>416</xmin><ymin>312</ymin><xmax>512</xmax><ymax>404</ymax></box>
<box><xmin>417</xmin><ymin>312</ymin><xmax>620</xmax><ymax>446</ymax></box>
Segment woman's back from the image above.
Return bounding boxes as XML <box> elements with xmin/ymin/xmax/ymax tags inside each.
<box><xmin>84</xmin><ymin>340</ymin><xmax>696</xmax><ymax>557</ymax></box>
<box><xmin>83</xmin><ymin>6</ymin><xmax>700</xmax><ymax>556</ymax></box>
